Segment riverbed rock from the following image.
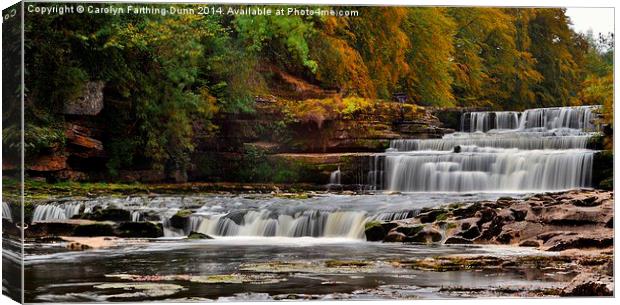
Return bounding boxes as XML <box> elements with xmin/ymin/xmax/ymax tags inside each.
<box><xmin>518</xmin><ymin>240</ymin><xmax>540</xmax><ymax>247</ymax></box>
<box><xmin>561</xmin><ymin>272</ymin><xmax>613</xmax><ymax>296</ymax></box>
<box><xmin>116</xmin><ymin>222</ymin><xmax>163</xmax><ymax>238</ymax></box>
<box><xmin>169</xmin><ymin>209</ymin><xmax>192</xmax><ymax>229</ymax></box>
<box><xmin>67</xmin><ymin>241</ymin><xmax>92</xmax><ymax>251</ymax></box>
<box><xmin>73</xmin><ymin>223</ymin><xmax>116</xmax><ymax>237</ymax></box>
<box><xmin>187</xmin><ymin>231</ymin><xmax>213</xmax><ymax>239</ymax></box>
<box><xmin>384</xmin><ymin>231</ymin><xmax>407</xmax><ymax>242</ymax></box>
<box><xmin>444</xmin><ymin>237</ymin><xmax>473</xmax><ymax>244</ymax></box>
<box><xmin>543</xmin><ymin>231</ymin><xmax>613</xmax><ymax>252</ymax></box>
<box><xmin>379</xmin><ymin>189</ymin><xmax>613</xmax><ymax>251</ymax></box>
<box><xmin>364</xmin><ymin>221</ymin><xmax>386</xmax><ymax>242</ymax></box>
<box><xmin>407</xmin><ymin>227</ymin><xmax>442</xmax><ymax>244</ymax></box>
<box><xmin>83</xmin><ymin>208</ymin><xmax>131</xmax><ymax>222</ymax></box>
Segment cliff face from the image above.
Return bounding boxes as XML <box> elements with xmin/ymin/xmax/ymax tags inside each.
<box><xmin>17</xmin><ymin>80</ymin><xmax>451</xmax><ymax>184</ymax></box>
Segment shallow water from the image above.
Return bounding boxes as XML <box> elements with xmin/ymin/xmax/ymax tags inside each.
<box><xmin>22</xmin><ymin>236</ymin><xmax>572</xmax><ymax>302</ymax></box>
<box><xmin>21</xmin><ymin>192</ymin><xmax>577</xmax><ymax>302</ymax></box>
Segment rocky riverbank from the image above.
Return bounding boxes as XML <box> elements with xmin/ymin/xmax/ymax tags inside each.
<box><xmin>363</xmin><ymin>189</ymin><xmax>614</xmax><ymax>296</ymax></box>
<box><xmin>365</xmin><ymin>189</ymin><xmax>613</xmax><ymax>250</ymax></box>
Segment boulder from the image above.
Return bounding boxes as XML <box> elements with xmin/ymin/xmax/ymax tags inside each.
<box><xmin>364</xmin><ymin>221</ymin><xmax>386</xmax><ymax>242</ymax></box>
<box><xmin>63</xmin><ymin>81</ymin><xmax>105</xmax><ymax>115</ymax></box>
<box><xmin>169</xmin><ymin>209</ymin><xmax>192</xmax><ymax>229</ymax></box>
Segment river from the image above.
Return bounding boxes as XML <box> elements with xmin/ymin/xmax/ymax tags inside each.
<box><xmin>16</xmin><ymin>105</ymin><xmax>601</xmax><ymax>301</ymax></box>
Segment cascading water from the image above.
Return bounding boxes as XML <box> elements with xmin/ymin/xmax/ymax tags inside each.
<box><xmin>2</xmin><ymin>202</ymin><xmax>12</xmax><ymax>222</ymax></box>
<box><xmin>462</xmin><ymin>111</ymin><xmax>520</xmax><ymax>132</ymax></box>
<box><xmin>381</xmin><ymin>105</ymin><xmax>600</xmax><ymax>192</ymax></box>
<box><xmin>329</xmin><ymin>167</ymin><xmax>341</xmax><ymax>185</ymax></box>
<box><xmin>32</xmin><ymin>202</ymin><xmax>83</xmax><ymax>223</ymax></box>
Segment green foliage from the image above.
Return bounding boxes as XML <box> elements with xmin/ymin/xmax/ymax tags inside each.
<box><xmin>528</xmin><ymin>8</ymin><xmax>582</xmax><ymax>107</ymax></box>
<box><xmin>3</xmin><ymin>124</ymin><xmax>65</xmax><ymax>156</ymax></box>
<box><xmin>21</xmin><ymin>5</ymin><xmax>613</xmax><ymax>179</ymax></box>
<box><xmin>234</xmin><ymin>9</ymin><xmax>317</xmax><ymax>72</ymax></box>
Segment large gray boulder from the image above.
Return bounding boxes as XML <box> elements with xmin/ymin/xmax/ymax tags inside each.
<box><xmin>63</xmin><ymin>81</ymin><xmax>105</xmax><ymax>115</ymax></box>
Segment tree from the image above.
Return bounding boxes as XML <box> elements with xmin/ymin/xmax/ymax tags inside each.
<box><xmin>528</xmin><ymin>8</ymin><xmax>581</xmax><ymax>107</ymax></box>
<box><xmin>349</xmin><ymin>7</ymin><xmax>410</xmax><ymax>98</ymax></box>
<box><xmin>402</xmin><ymin>8</ymin><xmax>455</xmax><ymax>106</ymax></box>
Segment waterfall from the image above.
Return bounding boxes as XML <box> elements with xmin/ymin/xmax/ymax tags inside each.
<box><xmin>389</xmin><ymin>135</ymin><xmax>591</xmax><ymax>151</ymax></box>
<box><xmin>518</xmin><ymin>106</ymin><xmax>598</xmax><ymax>131</ymax></box>
<box><xmin>32</xmin><ymin>202</ymin><xmax>83</xmax><ymax>223</ymax></box>
<box><xmin>462</xmin><ymin>111</ymin><xmax>520</xmax><ymax>132</ymax></box>
<box><xmin>2</xmin><ymin>202</ymin><xmax>12</xmax><ymax>222</ymax></box>
<box><xmin>131</xmin><ymin>211</ymin><xmax>142</xmax><ymax>222</ymax></box>
<box><xmin>461</xmin><ymin>105</ymin><xmax>598</xmax><ymax>132</ymax></box>
<box><xmin>190</xmin><ymin>209</ymin><xmax>368</xmax><ymax>239</ymax></box>
<box><xmin>384</xmin><ymin>150</ymin><xmax>593</xmax><ymax>192</ymax></box>
<box><xmin>329</xmin><ymin>167</ymin><xmax>341</xmax><ymax>185</ymax></box>
<box><xmin>381</xmin><ymin>105</ymin><xmax>599</xmax><ymax>193</ymax></box>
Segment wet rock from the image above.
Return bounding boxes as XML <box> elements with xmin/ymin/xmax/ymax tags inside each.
<box><xmin>477</xmin><ymin>218</ymin><xmax>504</xmax><ymax>241</ymax></box>
<box><xmin>561</xmin><ymin>273</ymin><xmax>613</xmax><ymax>296</ymax></box>
<box><xmin>510</xmin><ymin>208</ymin><xmax>527</xmax><ymax>221</ymax></box>
<box><xmin>474</xmin><ymin>208</ymin><xmax>496</xmax><ymax>226</ymax></box>
<box><xmin>187</xmin><ymin>231</ymin><xmax>213</xmax><ymax>239</ymax></box>
<box><xmin>224</xmin><ymin>210</ymin><xmax>246</xmax><ymax>226</ymax></box>
<box><xmin>26</xmin><ymin>221</ymin><xmax>79</xmax><ymax>238</ymax></box>
<box><xmin>384</xmin><ymin>231</ymin><xmax>406</xmax><ymax>242</ymax></box>
<box><xmin>67</xmin><ymin>241</ymin><xmax>92</xmax><ymax>251</ymax></box>
<box><xmin>381</xmin><ymin>222</ymin><xmax>399</xmax><ymax>232</ymax></box>
<box><xmin>417</xmin><ymin>209</ymin><xmax>448</xmax><ymax>223</ymax></box>
<box><xmin>169</xmin><ymin>209</ymin><xmax>192</xmax><ymax>229</ymax></box>
<box><xmin>364</xmin><ymin>221</ymin><xmax>386</xmax><ymax>242</ymax></box>
<box><xmin>407</xmin><ymin>227</ymin><xmax>442</xmax><ymax>243</ymax></box>
<box><xmin>519</xmin><ymin>240</ymin><xmax>540</xmax><ymax>247</ymax></box>
<box><xmin>544</xmin><ymin>232</ymin><xmax>613</xmax><ymax>251</ymax></box>
<box><xmin>457</xmin><ymin>225</ymin><xmax>480</xmax><ymax>240</ymax></box>
<box><xmin>73</xmin><ymin>223</ymin><xmax>116</xmax><ymax>236</ymax></box>
<box><xmin>569</xmin><ymin>195</ymin><xmax>600</xmax><ymax>207</ymax></box>
<box><xmin>444</xmin><ymin>237</ymin><xmax>472</xmax><ymax>244</ymax></box>
<box><xmin>395</xmin><ymin>225</ymin><xmax>424</xmax><ymax>237</ymax></box>
<box><xmin>117</xmin><ymin>222</ymin><xmax>163</xmax><ymax>238</ymax></box>
<box><xmin>84</xmin><ymin>208</ymin><xmax>131</xmax><ymax>222</ymax></box>
<box><xmin>451</xmin><ymin>203</ymin><xmax>481</xmax><ymax>219</ymax></box>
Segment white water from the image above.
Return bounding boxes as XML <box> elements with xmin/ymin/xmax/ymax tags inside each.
<box><xmin>31</xmin><ymin>202</ymin><xmax>83</xmax><ymax>223</ymax></box>
<box><xmin>382</xmin><ymin>105</ymin><xmax>599</xmax><ymax>192</ymax></box>
<box><xmin>461</xmin><ymin>106</ymin><xmax>598</xmax><ymax>132</ymax></box>
<box><xmin>329</xmin><ymin>167</ymin><xmax>341</xmax><ymax>185</ymax></box>
<box><xmin>2</xmin><ymin>202</ymin><xmax>12</xmax><ymax>222</ymax></box>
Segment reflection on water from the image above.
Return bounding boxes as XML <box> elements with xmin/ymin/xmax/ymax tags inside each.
<box><xmin>24</xmin><ymin>237</ymin><xmax>568</xmax><ymax>302</ymax></box>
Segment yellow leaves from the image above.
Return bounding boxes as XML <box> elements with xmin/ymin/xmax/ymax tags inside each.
<box><xmin>574</xmin><ymin>74</ymin><xmax>613</xmax><ymax>125</ymax></box>
<box><xmin>283</xmin><ymin>97</ymin><xmax>377</xmax><ymax>128</ymax></box>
